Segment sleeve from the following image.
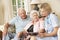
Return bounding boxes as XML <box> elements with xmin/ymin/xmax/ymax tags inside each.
<box><xmin>24</xmin><ymin>21</ymin><xmax>33</xmax><ymax>31</ymax></box>
<box><xmin>9</xmin><ymin>17</ymin><xmax>16</xmax><ymax>26</ymax></box>
<box><xmin>50</xmin><ymin>14</ymin><xmax>59</xmax><ymax>28</ymax></box>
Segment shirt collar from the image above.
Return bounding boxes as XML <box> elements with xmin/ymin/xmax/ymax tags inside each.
<box><xmin>45</xmin><ymin>12</ymin><xmax>53</xmax><ymax>20</ymax></box>
<box><xmin>18</xmin><ymin>15</ymin><xmax>28</xmax><ymax>21</ymax></box>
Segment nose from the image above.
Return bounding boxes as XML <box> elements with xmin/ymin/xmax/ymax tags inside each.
<box><xmin>22</xmin><ymin>13</ymin><xmax>24</xmax><ymax>15</ymax></box>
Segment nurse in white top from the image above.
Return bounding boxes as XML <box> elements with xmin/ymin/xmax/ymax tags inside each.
<box><xmin>38</xmin><ymin>3</ymin><xmax>59</xmax><ymax>40</ymax></box>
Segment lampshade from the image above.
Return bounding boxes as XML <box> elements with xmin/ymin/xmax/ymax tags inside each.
<box><xmin>30</xmin><ymin>0</ymin><xmax>40</xmax><ymax>4</ymax></box>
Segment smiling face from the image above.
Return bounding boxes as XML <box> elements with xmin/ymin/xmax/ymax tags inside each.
<box><xmin>40</xmin><ymin>8</ymin><xmax>49</xmax><ymax>17</ymax></box>
<box><xmin>18</xmin><ymin>8</ymin><xmax>27</xmax><ymax>19</ymax></box>
<box><xmin>40</xmin><ymin>3</ymin><xmax>52</xmax><ymax>17</ymax></box>
<box><xmin>32</xmin><ymin>12</ymin><xmax>39</xmax><ymax>22</ymax></box>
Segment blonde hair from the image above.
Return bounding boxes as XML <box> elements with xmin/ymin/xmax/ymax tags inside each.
<box><xmin>30</xmin><ymin>10</ymin><xmax>39</xmax><ymax>18</ymax></box>
<box><xmin>40</xmin><ymin>3</ymin><xmax>52</xmax><ymax>13</ymax></box>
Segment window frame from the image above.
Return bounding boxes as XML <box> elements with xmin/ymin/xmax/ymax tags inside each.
<box><xmin>12</xmin><ymin>0</ymin><xmax>24</xmax><ymax>17</ymax></box>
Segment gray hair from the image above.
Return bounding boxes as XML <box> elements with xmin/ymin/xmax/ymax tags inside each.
<box><xmin>17</xmin><ymin>7</ymin><xmax>26</xmax><ymax>16</ymax></box>
<box><xmin>18</xmin><ymin>7</ymin><xmax>26</xmax><ymax>13</ymax></box>
<box><xmin>30</xmin><ymin>10</ymin><xmax>39</xmax><ymax>18</ymax></box>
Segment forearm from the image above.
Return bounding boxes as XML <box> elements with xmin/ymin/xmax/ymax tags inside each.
<box><xmin>3</xmin><ymin>23</ymin><xmax>10</xmax><ymax>35</ymax></box>
<box><xmin>45</xmin><ymin>27</ymin><xmax>58</xmax><ymax>37</ymax></box>
<box><xmin>45</xmin><ymin>32</ymin><xmax>57</xmax><ymax>37</ymax></box>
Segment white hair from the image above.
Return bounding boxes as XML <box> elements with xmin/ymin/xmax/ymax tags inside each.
<box><xmin>17</xmin><ymin>7</ymin><xmax>26</xmax><ymax>16</ymax></box>
<box><xmin>18</xmin><ymin>7</ymin><xmax>26</xmax><ymax>12</ymax></box>
<box><xmin>30</xmin><ymin>10</ymin><xmax>39</xmax><ymax>18</ymax></box>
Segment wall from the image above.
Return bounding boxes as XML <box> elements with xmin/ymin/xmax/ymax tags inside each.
<box><xmin>3</xmin><ymin>0</ymin><xmax>13</xmax><ymax>23</ymax></box>
<box><xmin>0</xmin><ymin>0</ymin><xmax>4</xmax><ymax>25</ymax></box>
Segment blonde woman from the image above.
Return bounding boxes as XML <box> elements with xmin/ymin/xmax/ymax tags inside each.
<box><xmin>24</xmin><ymin>10</ymin><xmax>45</xmax><ymax>40</ymax></box>
<box><xmin>38</xmin><ymin>3</ymin><xmax>59</xmax><ymax>40</ymax></box>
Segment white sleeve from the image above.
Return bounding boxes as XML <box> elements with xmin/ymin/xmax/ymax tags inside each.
<box><xmin>24</xmin><ymin>21</ymin><xmax>33</xmax><ymax>31</ymax></box>
<box><xmin>50</xmin><ymin>14</ymin><xmax>59</xmax><ymax>28</ymax></box>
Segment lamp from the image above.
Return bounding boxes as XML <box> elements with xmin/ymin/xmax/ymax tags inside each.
<box><xmin>30</xmin><ymin>0</ymin><xmax>40</xmax><ymax>11</ymax></box>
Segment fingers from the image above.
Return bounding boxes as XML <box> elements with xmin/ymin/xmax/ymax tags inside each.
<box><xmin>38</xmin><ymin>33</ymin><xmax>45</xmax><ymax>38</ymax></box>
<box><xmin>17</xmin><ymin>32</ymin><xmax>23</xmax><ymax>38</ymax></box>
<box><xmin>30</xmin><ymin>36</ymin><xmax>36</xmax><ymax>40</ymax></box>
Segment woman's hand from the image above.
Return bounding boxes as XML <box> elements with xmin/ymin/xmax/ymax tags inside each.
<box><xmin>38</xmin><ymin>27</ymin><xmax>58</xmax><ymax>38</ymax></box>
<box><xmin>38</xmin><ymin>32</ymin><xmax>47</xmax><ymax>38</ymax></box>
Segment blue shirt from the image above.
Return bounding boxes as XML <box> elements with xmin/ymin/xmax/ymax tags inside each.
<box><xmin>44</xmin><ymin>13</ymin><xmax>59</xmax><ymax>40</ymax></box>
<box><xmin>9</xmin><ymin>16</ymin><xmax>31</xmax><ymax>33</ymax></box>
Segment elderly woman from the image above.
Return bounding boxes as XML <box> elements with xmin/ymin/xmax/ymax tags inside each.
<box><xmin>38</xmin><ymin>3</ymin><xmax>59</xmax><ymax>40</ymax></box>
<box><xmin>24</xmin><ymin>10</ymin><xmax>45</xmax><ymax>40</ymax></box>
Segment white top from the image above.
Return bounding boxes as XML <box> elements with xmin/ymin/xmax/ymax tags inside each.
<box><xmin>24</xmin><ymin>18</ymin><xmax>45</xmax><ymax>32</ymax></box>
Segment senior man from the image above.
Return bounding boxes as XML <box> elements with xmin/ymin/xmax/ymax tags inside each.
<box><xmin>2</xmin><ymin>8</ymin><xmax>31</xmax><ymax>40</ymax></box>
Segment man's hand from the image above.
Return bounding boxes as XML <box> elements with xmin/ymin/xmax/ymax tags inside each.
<box><xmin>23</xmin><ymin>30</ymin><xmax>27</xmax><ymax>34</ymax></box>
<box><xmin>3</xmin><ymin>29</ymin><xmax>8</xmax><ymax>36</ymax></box>
<box><xmin>3</xmin><ymin>22</ymin><xmax>10</xmax><ymax>36</ymax></box>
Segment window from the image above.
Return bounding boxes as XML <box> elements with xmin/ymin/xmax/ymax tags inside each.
<box><xmin>12</xmin><ymin>0</ymin><xmax>24</xmax><ymax>17</ymax></box>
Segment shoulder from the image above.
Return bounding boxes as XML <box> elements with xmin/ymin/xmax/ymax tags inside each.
<box><xmin>10</xmin><ymin>16</ymin><xmax>19</xmax><ymax>22</ymax></box>
<box><xmin>12</xmin><ymin>16</ymin><xmax>18</xmax><ymax>20</ymax></box>
<box><xmin>29</xmin><ymin>21</ymin><xmax>33</xmax><ymax>24</ymax></box>
<box><xmin>49</xmin><ymin>13</ymin><xmax>57</xmax><ymax>18</ymax></box>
